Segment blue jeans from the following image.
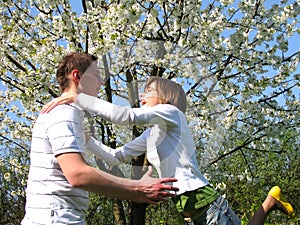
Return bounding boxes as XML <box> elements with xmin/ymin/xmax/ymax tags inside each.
<box><xmin>189</xmin><ymin>196</ymin><xmax>241</xmax><ymax>225</ymax></box>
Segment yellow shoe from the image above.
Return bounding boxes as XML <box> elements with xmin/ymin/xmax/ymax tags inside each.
<box><xmin>268</xmin><ymin>186</ymin><xmax>296</xmax><ymax>219</ymax></box>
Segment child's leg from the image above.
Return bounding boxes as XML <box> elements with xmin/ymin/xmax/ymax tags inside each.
<box><xmin>248</xmin><ymin>186</ymin><xmax>295</xmax><ymax>225</ymax></box>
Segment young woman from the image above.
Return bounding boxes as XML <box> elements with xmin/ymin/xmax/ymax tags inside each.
<box><xmin>42</xmin><ymin>76</ymin><xmax>295</xmax><ymax>225</ymax></box>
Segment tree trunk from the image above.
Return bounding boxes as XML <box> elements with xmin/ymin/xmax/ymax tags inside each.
<box><xmin>113</xmin><ymin>199</ymin><xmax>126</xmax><ymax>225</ymax></box>
<box><xmin>129</xmin><ymin>155</ymin><xmax>149</xmax><ymax>225</ymax></box>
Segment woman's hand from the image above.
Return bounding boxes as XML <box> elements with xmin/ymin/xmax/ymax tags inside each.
<box><xmin>41</xmin><ymin>93</ymin><xmax>77</xmax><ymax>113</ymax></box>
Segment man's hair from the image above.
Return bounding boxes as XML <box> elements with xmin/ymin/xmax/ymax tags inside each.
<box><xmin>56</xmin><ymin>52</ymin><xmax>97</xmax><ymax>91</ymax></box>
<box><xmin>145</xmin><ymin>76</ymin><xmax>187</xmax><ymax>113</ymax></box>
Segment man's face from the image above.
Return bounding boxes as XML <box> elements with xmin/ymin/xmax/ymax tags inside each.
<box><xmin>77</xmin><ymin>62</ymin><xmax>104</xmax><ymax>96</ymax></box>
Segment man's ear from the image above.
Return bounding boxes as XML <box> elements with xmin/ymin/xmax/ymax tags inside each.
<box><xmin>71</xmin><ymin>70</ymin><xmax>81</xmax><ymax>84</ymax></box>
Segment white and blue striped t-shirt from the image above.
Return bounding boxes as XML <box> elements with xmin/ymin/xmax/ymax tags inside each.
<box><xmin>22</xmin><ymin>104</ymin><xmax>88</xmax><ymax>225</ymax></box>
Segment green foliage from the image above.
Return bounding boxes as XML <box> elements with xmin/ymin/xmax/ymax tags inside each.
<box><xmin>86</xmin><ymin>194</ymin><xmax>115</xmax><ymax>225</ymax></box>
<box><xmin>0</xmin><ymin>148</ymin><xmax>29</xmax><ymax>224</ymax></box>
<box><xmin>146</xmin><ymin>202</ymin><xmax>185</xmax><ymax>225</ymax></box>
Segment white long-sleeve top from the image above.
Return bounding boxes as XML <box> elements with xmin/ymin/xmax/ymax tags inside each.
<box><xmin>78</xmin><ymin>93</ymin><xmax>209</xmax><ymax>194</ymax></box>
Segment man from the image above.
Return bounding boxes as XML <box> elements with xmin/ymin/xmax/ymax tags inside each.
<box><xmin>21</xmin><ymin>52</ymin><xmax>178</xmax><ymax>224</ymax></box>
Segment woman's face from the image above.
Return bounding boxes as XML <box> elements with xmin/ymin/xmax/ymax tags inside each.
<box><xmin>140</xmin><ymin>82</ymin><xmax>161</xmax><ymax>107</ymax></box>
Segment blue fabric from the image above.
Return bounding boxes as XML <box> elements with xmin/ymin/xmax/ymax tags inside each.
<box><xmin>191</xmin><ymin>196</ymin><xmax>241</xmax><ymax>225</ymax></box>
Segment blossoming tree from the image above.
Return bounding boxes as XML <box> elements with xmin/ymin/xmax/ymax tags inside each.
<box><xmin>0</xmin><ymin>0</ymin><xmax>299</xmax><ymax>224</ymax></box>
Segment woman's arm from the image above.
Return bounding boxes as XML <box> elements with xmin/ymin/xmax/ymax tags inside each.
<box><xmin>41</xmin><ymin>92</ymin><xmax>181</xmax><ymax>127</ymax></box>
<box><xmin>41</xmin><ymin>92</ymin><xmax>77</xmax><ymax>113</ymax></box>
<box><xmin>76</xmin><ymin>93</ymin><xmax>180</xmax><ymax>127</ymax></box>
<box><xmin>86</xmin><ymin>131</ymin><xmax>148</xmax><ymax>166</ymax></box>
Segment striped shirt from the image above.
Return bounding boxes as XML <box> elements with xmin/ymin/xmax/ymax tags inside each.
<box><xmin>22</xmin><ymin>104</ymin><xmax>88</xmax><ymax>225</ymax></box>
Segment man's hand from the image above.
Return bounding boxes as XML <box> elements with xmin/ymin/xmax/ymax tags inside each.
<box><xmin>41</xmin><ymin>93</ymin><xmax>77</xmax><ymax>113</ymax></box>
<box><xmin>136</xmin><ymin>166</ymin><xmax>179</xmax><ymax>204</ymax></box>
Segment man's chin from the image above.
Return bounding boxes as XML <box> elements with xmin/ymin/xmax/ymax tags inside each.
<box><xmin>81</xmin><ymin>91</ymin><xmax>98</xmax><ymax>97</ymax></box>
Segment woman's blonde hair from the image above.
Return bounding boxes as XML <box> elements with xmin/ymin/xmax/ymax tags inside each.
<box><xmin>145</xmin><ymin>77</ymin><xmax>187</xmax><ymax>113</ymax></box>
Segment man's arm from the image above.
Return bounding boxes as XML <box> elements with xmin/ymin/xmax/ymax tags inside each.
<box><xmin>57</xmin><ymin>152</ymin><xmax>178</xmax><ymax>204</ymax></box>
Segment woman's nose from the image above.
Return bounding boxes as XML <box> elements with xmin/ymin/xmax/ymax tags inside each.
<box><xmin>140</xmin><ymin>92</ymin><xmax>145</xmax><ymax>98</ymax></box>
